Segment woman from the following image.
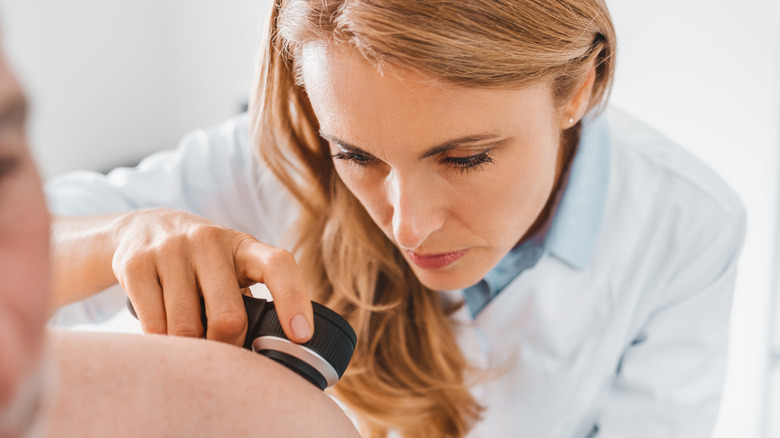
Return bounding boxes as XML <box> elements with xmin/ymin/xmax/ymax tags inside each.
<box><xmin>47</xmin><ymin>0</ymin><xmax>746</xmax><ymax>437</ymax></box>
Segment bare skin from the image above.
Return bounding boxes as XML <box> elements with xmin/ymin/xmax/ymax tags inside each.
<box><xmin>51</xmin><ymin>209</ymin><xmax>315</xmax><ymax>347</ymax></box>
<box><xmin>43</xmin><ymin>330</ymin><xmax>361</xmax><ymax>438</ymax></box>
<box><xmin>0</xmin><ymin>46</ymin><xmax>50</xmax><ymax>437</ymax></box>
<box><xmin>0</xmin><ymin>40</ymin><xmax>358</xmax><ymax>437</ymax></box>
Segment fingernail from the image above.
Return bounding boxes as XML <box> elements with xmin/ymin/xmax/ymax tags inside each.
<box><xmin>291</xmin><ymin>313</ymin><xmax>311</xmax><ymax>340</ymax></box>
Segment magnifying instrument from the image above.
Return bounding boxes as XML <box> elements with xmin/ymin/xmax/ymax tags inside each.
<box><xmin>127</xmin><ymin>295</ymin><xmax>357</xmax><ymax>390</ymax></box>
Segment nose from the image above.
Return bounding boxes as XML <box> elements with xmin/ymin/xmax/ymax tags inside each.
<box><xmin>386</xmin><ymin>171</ymin><xmax>445</xmax><ymax>250</ymax></box>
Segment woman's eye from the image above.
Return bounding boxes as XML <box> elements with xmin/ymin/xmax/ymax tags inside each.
<box><xmin>331</xmin><ymin>146</ymin><xmax>495</xmax><ymax>174</ymax></box>
<box><xmin>442</xmin><ymin>152</ymin><xmax>495</xmax><ymax>173</ymax></box>
<box><xmin>331</xmin><ymin>151</ymin><xmax>375</xmax><ymax>165</ymax></box>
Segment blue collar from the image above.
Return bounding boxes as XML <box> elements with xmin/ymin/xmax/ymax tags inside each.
<box><xmin>462</xmin><ymin>113</ymin><xmax>611</xmax><ymax>316</ymax></box>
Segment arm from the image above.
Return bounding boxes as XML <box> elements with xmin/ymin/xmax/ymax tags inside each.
<box><xmin>50</xmin><ymin>213</ymin><xmax>129</xmax><ymax>310</ymax></box>
<box><xmin>46</xmin><ymin>115</ymin><xmax>312</xmax><ymax>345</ymax></box>
<box><xmin>591</xmin><ymin>209</ymin><xmax>747</xmax><ymax>437</ymax></box>
<box><xmin>46</xmin><ymin>114</ymin><xmax>290</xmax><ymax>306</ymax></box>
<box><xmin>43</xmin><ymin>330</ymin><xmax>360</xmax><ymax>437</ymax></box>
<box><xmin>51</xmin><ymin>207</ymin><xmax>314</xmax><ymax>346</ymax></box>
<box><xmin>46</xmin><ymin>116</ymin><xmax>264</xmax><ymax>324</ymax></box>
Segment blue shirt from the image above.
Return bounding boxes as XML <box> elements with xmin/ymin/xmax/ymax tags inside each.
<box><xmin>463</xmin><ymin>115</ymin><xmax>611</xmax><ymax>317</ymax></box>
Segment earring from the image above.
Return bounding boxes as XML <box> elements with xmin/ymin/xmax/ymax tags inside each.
<box><xmin>568</xmin><ymin>117</ymin><xmax>575</xmax><ymax>125</ymax></box>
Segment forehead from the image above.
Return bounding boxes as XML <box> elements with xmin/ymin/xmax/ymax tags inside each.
<box><xmin>299</xmin><ymin>42</ymin><xmax>554</xmax><ymax>151</ymax></box>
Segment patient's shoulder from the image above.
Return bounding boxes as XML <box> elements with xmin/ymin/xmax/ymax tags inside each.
<box><xmin>43</xmin><ymin>330</ymin><xmax>360</xmax><ymax>438</ymax></box>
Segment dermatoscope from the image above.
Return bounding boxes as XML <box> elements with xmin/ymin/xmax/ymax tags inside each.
<box><xmin>128</xmin><ymin>295</ymin><xmax>356</xmax><ymax>390</ymax></box>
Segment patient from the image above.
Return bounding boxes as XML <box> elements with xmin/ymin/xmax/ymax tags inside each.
<box><xmin>0</xmin><ymin>44</ymin><xmax>359</xmax><ymax>438</ymax></box>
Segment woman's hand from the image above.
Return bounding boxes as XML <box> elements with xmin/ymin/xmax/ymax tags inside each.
<box><xmin>52</xmin><ymin>208</ymin><xmax>314</xmax><ymax>346</ymax></box>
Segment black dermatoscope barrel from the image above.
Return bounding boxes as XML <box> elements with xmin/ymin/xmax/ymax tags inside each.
<box><xmin>127</xmin><ymin>295</ymin><xmax>357</xmax><ymax>390</ymax></box>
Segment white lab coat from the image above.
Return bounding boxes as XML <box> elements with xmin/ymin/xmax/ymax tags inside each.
<box><xmin>45</xmin><ymin>108</ymin><xmax>746</xmax><ymax>437</ymax></box>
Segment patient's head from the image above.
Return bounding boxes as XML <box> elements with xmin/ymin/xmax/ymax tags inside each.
<box><xmin>0</xmin><ymin>46</ymin><xmax>51</xmax><ymax>436</ymax></box>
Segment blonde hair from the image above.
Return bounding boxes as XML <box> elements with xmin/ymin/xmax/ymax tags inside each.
<box><xmin>251</xmin><ymin>1</ymin><xmax>616</xmax><ymax>436</ymax></box>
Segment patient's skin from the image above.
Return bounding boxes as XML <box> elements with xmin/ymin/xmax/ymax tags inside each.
<box><xmin>0</xmin><ymin>46</ymin><xmax>51</xmax><ymax>437</ymax></box>
<box><xmin>43</xmin><ymin>330</ymin><xmax>361</xmax><ymax>437</ymax></box>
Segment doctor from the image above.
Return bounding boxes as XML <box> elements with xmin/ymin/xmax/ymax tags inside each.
<box><xmin>46</xmin><ymin>0</ymin><xmax>746</xmax><ymax>437</ymax></box>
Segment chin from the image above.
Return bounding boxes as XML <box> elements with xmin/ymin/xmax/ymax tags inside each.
<box><xmin>402</xmin><ymin>250</ymin><xmax>491</xmax><ymax>292</ymax></box>
<box><xmin>412</xmin><ymin>267</ymin><xmax>484</xmax><ymax>292</ymax></box>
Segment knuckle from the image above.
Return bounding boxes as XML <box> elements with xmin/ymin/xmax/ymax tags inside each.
<box><xmin>188</xmin><ymin>223</ymin><xmax>225</xmax><ymax>244</ymax></box>
<box><xmin>169</xmin><ymin>321</ymin><xmax>203</xmax><ymax>338</ymax></box>
<box><xmin>207</xmin><ymin>309</ymin><xmax>246</xmax><ymax>338</ymax></box>
<box><xmin>231</xmin><ymin>231</ymin><xmax>257</xmax><ymax>249</ymax></box>
<box><xmin>121</xmin><ymin>254</ymin><xmax>149</xmax><ymax>272</ymax></box>
<box><xmin>140</xmin><ymin>318</ymin><xmax>167</xmax><ymax>335</ymax></box>
<box><xmin>116</xmin><ymin>254</ymin><xmax>154</xmax><ymax>282</ymax></box>
<box><xmin>264</xmin><ymin>248</ymin><xmax>296</xmax><ymax>270</ymax></box>
<box><xmin>155</xmin><ymin>234</ymin><xmax>187</xmax><ymax>256</ymax></box>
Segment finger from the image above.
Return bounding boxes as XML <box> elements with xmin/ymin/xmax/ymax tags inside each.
<box><xmin>121</xmin><ymin>263</ymin><xmax>167</xmax><ymax>335</ymax></box>
<box><xmin>193</xmin><ymin>241</ymin><xmax>248</xmax><ymax>347</ymax></box>
<box><xmin>158</xmin><ymin>255</ymin><xmax>203</xmax><ymax>339</ymax></box>
<box><xmin>236</xmin><ymin>240</ymin><xmax>313</xmax><ymax>343</ymax></box>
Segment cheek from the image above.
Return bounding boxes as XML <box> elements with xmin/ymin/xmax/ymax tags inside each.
<box><xmin>505</xmin><ymin>127</ymin><xmax>561</xmax><ymax>199</ymax></box>
<box><xmin>451</xmin><ymin>145</ymin><xmax>560</xmax><ymax>241</ymax></box>
<box><xmin>334</xmin><ymin>165</ymin><xmax>391</xmax><ymax>227</ymax></box>
<box><xmin>0</xmin><ymin>168</ymin><xmax>51</xmax><ymax>408</ymax></box>
<box><xmin>509</xmin><ymin>147</ymin><xmax>559</xmax><ymax>206</ymax></box>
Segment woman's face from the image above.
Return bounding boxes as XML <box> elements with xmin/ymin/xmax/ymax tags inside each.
<box><xmin>301</xmin><ymin>43</ymin><xmax>569</xmax><ymax>291</ymax></box>
<box><xmin>0</xmin><ymin>51</ymin><xmax>50</xmax><ymax>421</ymax></box>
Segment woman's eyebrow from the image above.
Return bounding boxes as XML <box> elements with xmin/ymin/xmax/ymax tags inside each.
<box><xmin>319</xmin><ymin>131</ymin><xmax>502</xmax><ymax>160</ymax></box>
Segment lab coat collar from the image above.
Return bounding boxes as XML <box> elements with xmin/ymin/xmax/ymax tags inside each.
<box><xmin>544</xmin><ymin>111</ymin><xmax>611</xmax><ymax>270</ymax></box>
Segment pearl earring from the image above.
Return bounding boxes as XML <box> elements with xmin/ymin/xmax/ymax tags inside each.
<box><xmin>568</xmin><ymin>118</ymin><xmax>575</xmax><ymax>125</ymax></box>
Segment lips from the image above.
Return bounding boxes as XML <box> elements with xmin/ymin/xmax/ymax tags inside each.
<box><xmin>405</xmin><ymin>249</ymin><xmax>469</xmax><ymax>270</ymax></box>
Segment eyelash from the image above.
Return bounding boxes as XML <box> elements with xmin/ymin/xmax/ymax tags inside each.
<box><xmin>331</xmin><ymin>150</ymin><xmax>495</xmax><ymax>174</ymax></box>
<box><xmin>443</xmin><ymin>152</ymin><xmax>495</xmax><ymax>173</ymax></box>
<box><xmin>331</xmin><ymin>151</ymin><xmax>375</xmax><ymax>165</ymax></box>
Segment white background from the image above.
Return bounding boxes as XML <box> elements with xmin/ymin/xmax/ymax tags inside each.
<box><xmin>0</xmin><ymin>0</ymin><xmax>778</xmax><ymax>436</ymax></box>
<box><xmin>0</xmin><ymin>1</ymin><xmax>262</xmax><ymax>176</ymax></box>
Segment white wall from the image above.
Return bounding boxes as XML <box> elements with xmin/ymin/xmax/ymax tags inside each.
<box><xmin>0</xmin><ymin>0</ymin><xmax>263</xmax><ymax>178</ymax></box>
<box><xmin>1</xmin><ymin>0</ymin><xmax>778</xmax><ymax>436</ymax></box>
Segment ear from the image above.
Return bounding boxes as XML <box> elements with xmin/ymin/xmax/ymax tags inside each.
<box><xmin>560</xmin><ymin>66</ymin><xmax>596</xmax><ymax>129</ymax></box>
